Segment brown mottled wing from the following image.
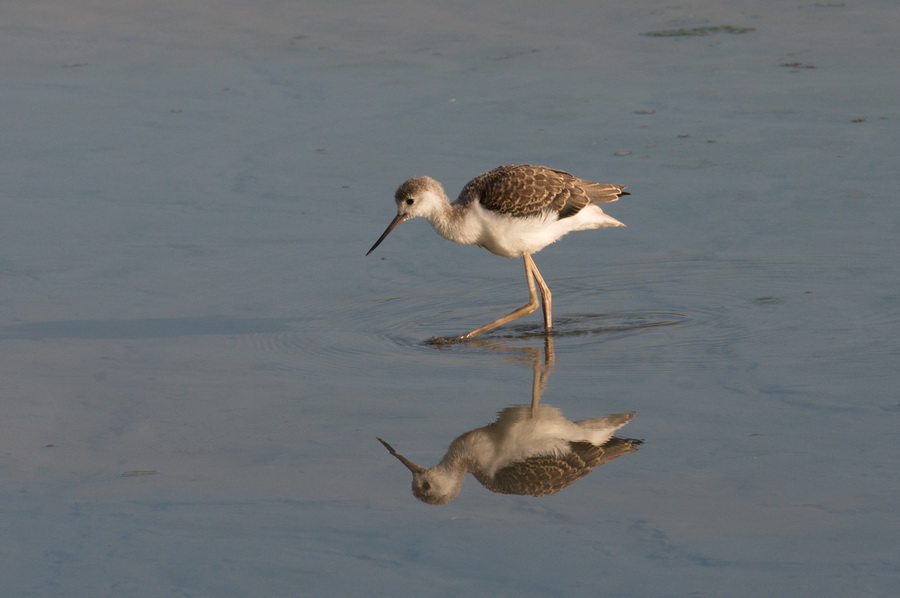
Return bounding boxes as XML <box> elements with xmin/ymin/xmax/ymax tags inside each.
<box><xmin>473</xmin><ymin>438</ymin><xmax>643</xmax><ymax>497</ymax></box>
<box><xmin>458</xmin><ymin>165</ymin><xmax>628</xmax><ymax>220</ymax></box>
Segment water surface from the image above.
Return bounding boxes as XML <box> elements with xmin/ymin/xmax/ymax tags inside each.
<box><xmin>2</xmin><ymin>1</ymin><xmax>898</xmax><ymax>596</ymax></box>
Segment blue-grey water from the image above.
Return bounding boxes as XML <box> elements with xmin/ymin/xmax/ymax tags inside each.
<box><xmin>2</xmin><ymin>1</ymin><xmax>898</xmax><ymax>596</ymax></box>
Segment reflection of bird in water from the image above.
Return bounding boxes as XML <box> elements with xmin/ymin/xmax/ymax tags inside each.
<box><xmin>378</xmin><ymin>407</ymin><xmax>641</xmax><ymax>505</ymax></box>
<box><xmin>366</xmin><ymin>164</ymin><xmax>628</xmax><ymax>341</ymax></box>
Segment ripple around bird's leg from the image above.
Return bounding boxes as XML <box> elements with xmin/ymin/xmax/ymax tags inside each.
<box><xmin>414</xmin><ymin>311</ymin><xmax>691</xmax><ymax>354</ymax></box>
<box><xmin>478</xmin><ymin>311</ymin><xmax>690</xmax><ymax>340</ymax></box>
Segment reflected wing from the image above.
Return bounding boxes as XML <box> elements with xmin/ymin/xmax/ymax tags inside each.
<box><xmin>474</xmin><ymin>438</ymin><xmax>642</xmax><ymax>497</ymax></box>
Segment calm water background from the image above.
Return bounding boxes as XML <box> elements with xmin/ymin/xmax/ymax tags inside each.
<box><xmin>2</xmin><ymin>1</ymin><xmax>898</xmax><ymax>596</ymax></box>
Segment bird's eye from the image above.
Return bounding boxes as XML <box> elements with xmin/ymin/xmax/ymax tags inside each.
<box><xmin>405</xmin><ymin>198</ymin><xmax>414</xmax><ymax>205</ymax></box>
<box><xmin>422</xmin><ymin>482</ymin><xmax>431</xmax><ymax>491</ymax></box>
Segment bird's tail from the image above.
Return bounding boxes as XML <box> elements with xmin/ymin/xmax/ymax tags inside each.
<box><xmin>574</xmin><ymin>411</ymin><xmax>636</xmax><ymax>444</ymax></box>
<box><xmin>584</xmin><ymin>183</ymin><xmax>628</xmax><ymax>203</ymax></box>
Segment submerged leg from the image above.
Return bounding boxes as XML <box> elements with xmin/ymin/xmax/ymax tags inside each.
<box><xmin>530</xmin><ymin>336</ymin><xmax>556</xmax><ymax>411</ymax></box>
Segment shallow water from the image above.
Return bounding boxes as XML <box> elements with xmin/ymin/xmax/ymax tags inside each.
<box><xmin>2</xmin><ymin>1</ymin><xmax>898</xmax><ymax>596</ymax></box>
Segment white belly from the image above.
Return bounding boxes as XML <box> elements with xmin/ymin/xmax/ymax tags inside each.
<box><xmin>449</xmin><ymin>203</ymin><xmax>624</xmax><ymax>257</ymax></box>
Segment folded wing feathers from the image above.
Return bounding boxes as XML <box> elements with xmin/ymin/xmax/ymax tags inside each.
<box><xmin>465</xmin><ymin>165</ymin><xmax>627</xmax><ymax>220</ymax></box>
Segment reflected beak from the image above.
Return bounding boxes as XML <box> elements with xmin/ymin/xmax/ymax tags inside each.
<box><xmin>366</xmin><ymin>213</ymin><xmax>407</xmax><ymax>256</ymax></box>
<box><xmin>377</xmin><ymin>437</ymin><xmax>425</xmax><ymax>473</ymax></box>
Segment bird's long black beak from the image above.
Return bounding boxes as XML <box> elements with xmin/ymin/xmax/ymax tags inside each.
<box><xmin>377</xmin><ymin>437</ymin><xmax>425</xmax><ymax>473</ymax></box>
<box><xmin>366</xmin><ymin>213</ymin><xmax>407</xmax><ymax>256</ymax></box>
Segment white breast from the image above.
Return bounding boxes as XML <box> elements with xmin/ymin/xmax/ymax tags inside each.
<box><xmin>457</xmin><ymin>203</ymin><xmax>624</xmax><ymax>257</ymax></box>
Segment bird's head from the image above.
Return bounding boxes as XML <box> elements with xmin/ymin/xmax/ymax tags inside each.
<box><xmin>366</xmin><ymin>177</ymin><xmax>446</xmax><ymax>255</ymax></box>
<box><xmin>377</xmin><ymin>437</ymin><xmax>463</xmax><ymax>505</ymax></box>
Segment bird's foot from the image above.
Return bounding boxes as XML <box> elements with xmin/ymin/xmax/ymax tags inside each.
<box><xmin>426</xmin><ymin>333</ymin><xmax>472</xmax><ymax>345</ymax></box>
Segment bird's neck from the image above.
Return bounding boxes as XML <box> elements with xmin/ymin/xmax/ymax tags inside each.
<box><xmin>426</xmin><ymin>202</ymin><xmax>481</xmax><ymax>246</ymax></box>
<box><xmin>434</xmin><ymin>429</ymin><xmax>491</xmax><ymax>475</ymax></box>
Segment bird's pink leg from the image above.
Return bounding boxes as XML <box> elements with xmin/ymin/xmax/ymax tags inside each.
<box><xmin>438</xmin><ymin>255</ymin><xmax>548</xmax><ymax>342</ymax></box>
<box><xmin>527</xmin><ymin>254</ymin><xmax>552</xmax><ymax>332</ymax></box>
